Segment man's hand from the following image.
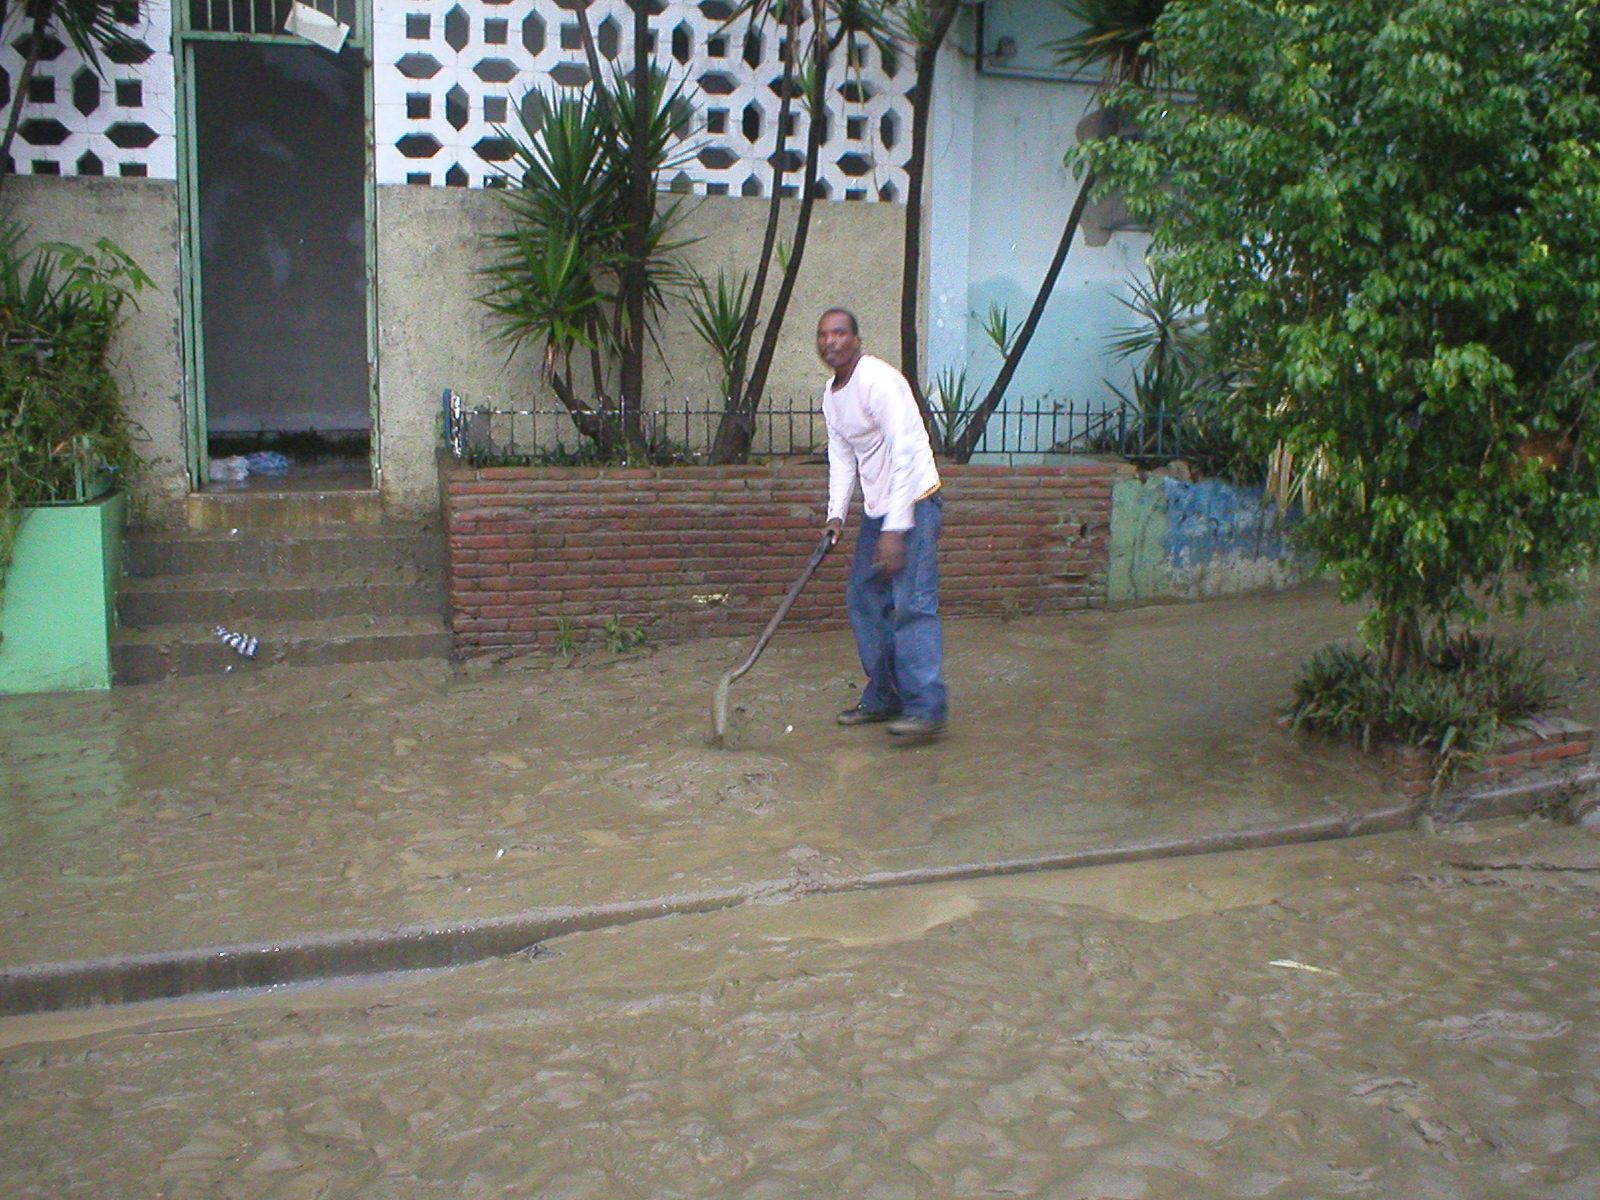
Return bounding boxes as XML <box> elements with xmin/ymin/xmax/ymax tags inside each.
<box><xmin>825</xmin><ymin>518</ymin><xmax>843</xmax><ymax>546</ymax></box>
<box><xmin>874</xmin><ymin>529</ymin><xmax>906</xmax><ymax>576</ymax></box>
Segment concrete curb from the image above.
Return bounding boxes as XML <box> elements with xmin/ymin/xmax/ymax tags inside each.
<box><xmin>6</xmin><ymin>766</ymin><xmax>1595</xmax><ymax>1018</ymax></box>
<box><xmin>1</xmin><ymin>802</ymin><xmax>1419</xmax><ymax>1018</ymax></box>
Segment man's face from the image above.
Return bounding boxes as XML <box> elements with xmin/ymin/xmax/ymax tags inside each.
<box><xmin>816</xmin><ymin>312</ymin><xmax>860</xmax><ymax>373</ymax></box>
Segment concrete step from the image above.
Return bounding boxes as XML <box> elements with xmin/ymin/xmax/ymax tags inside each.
<box><xmin>186</xmin><ymin>489</ymin><xmax>384</xmax><ymax>531</ymax></box>
<box><xmin>116</xmin><ymin>570</ymin><xmax>446</xmax><ymax>626</ymax></box>
<box><xmin>123</xmin><ymin>525</ymin><xmax>445</xmax><ymax>579</ymax></box>
<box><xmin>110</xmin><ymin>614</ymin><xmax>456</xmax><ymax>685</ymax></box>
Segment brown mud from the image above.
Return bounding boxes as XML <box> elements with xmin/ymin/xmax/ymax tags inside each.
<box><xmin>2</xmin><ymin>580</ymin><xmax>1598</xmax><ymax>977</ymax></box>
<box><xmin>0</xmin><ymin>585</ymin><xmax>1396</xmax><ymax>969</ymax></box>
<box><xmin>2</xmin><ymin>820</ymin><xmax>1597</xmax><ymax>1198</ymax></box>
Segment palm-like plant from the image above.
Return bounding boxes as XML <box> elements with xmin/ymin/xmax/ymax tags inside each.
<box><xmin>684</xmin><ymin>269</ymin><xmax>751</xmax><ymax>402</ymax></box>
<box><xmin>1048</xmin><ymin>0</ymin><xmax>1167</xmax><ymax>85</ymax></box>
<box><xmin>479</xmin><ymin>69</ymin><xmax>694</xmax><ymax>460</ymax></box>
<box><xmin>1</xmin><ymin>217</ymin><xmax>150</xmax><ymax>596</ymax></box>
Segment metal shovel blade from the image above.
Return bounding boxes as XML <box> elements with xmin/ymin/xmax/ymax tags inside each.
<box><xmin>710</xmin><ymin>530</ymin><xmax>834</xmax><ymax>746</ymax></box>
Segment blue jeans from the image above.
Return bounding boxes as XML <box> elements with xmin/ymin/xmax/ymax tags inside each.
<box><xmin>846</xmin><ymin>493</ymin><xmax>947</xmax><ymax>722</ymax></box>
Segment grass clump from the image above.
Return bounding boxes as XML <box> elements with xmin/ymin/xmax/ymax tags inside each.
<box><xmin>1287</xmin><ymin>632</ymin><xmax>1556</xmax><ymax>789</ymax></box>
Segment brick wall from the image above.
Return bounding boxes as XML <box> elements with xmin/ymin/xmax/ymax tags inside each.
<box><xmin>441</xmin><ymin>454</ymin><xmax>1120</xmax><ymax>652</ymax></box>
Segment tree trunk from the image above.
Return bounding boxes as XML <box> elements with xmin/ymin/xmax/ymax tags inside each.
<box><xmin>724</xmin><ymin>1</ymin><xmax>802</xmax><ymax>411</ymax></box>
<box><xmin>948</xmin><ymin>167</ymin><xmax>1096</xmax><ymax>462</ymax></box>
<box><xmin>550</xmin><ymin>371</ymin><xmax>630</xmax><ymax>460</ymax></box>
<box><xmin>1380</xmin><ymin>608</ymin><xmax>1425</xmax><ymax>678</ymax></box>
<box><xmin>709</xmin><ymin>11</ymin><xmax>831</xmax><ymax>464</ymax></box>
<box><xmin>616</xmin><ymin>0</ymin><xmax>653</xmax><ymax>461</ymax></box>
<box><xmin>898</xmin><ymin>0</ymin><xmax>960</xmax><ymax>423</ymax></box>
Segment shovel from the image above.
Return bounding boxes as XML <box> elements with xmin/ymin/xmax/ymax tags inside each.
<box><xmin>710</xmin><ymin>530</ymin><xmax>835</xmax><ymax>746</ymax></box>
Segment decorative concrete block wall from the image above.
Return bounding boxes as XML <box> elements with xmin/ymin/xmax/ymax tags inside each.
<box><xmin>441</xmin><ymin>457</ymin><xmax>1117</xmax><ymax>651</ymax></box>
<box><xmin>8</xmin><ymin>1</ymin><xmax>910</xmax><ymax>201</ymax></box>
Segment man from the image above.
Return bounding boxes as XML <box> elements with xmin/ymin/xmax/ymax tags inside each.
<box><xmin>817</xmin><ymin>307</ymin><xmax>948</xmax><ymax>739</ymax></box>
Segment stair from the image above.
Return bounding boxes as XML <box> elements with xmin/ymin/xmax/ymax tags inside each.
<box><xmin>113</xmin><ymin>491</ymin><xmax>453</xmax><ymax>685</ymax></box>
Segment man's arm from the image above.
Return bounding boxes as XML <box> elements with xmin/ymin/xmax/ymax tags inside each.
<box><xmin>867</xmin><ymin>366</ymin><xmax>931</xmax><ymax>534</ymax></box>
<box><xmin>824</xmin><ymin>398</ymin><xmax>857</xmax><ymax>539</ymax></box>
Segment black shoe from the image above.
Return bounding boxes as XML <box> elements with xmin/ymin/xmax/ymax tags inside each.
<box><xmin>838</xmin><ymin>705</ymin><xmax>900</xmax><ymax>727</ymax></box>
<box><xmin>887</xmin><ymin>716</ymin><xmax>946</xmax><ymax>740</ymax></box>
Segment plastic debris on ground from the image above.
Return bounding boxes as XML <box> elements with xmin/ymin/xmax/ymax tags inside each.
<box><xmin>213</xmin><ymin>626</ymin><xmax>260</xmax><ymax>659</ymax></box>
<box><xmin>1268</xmin><ymin>958</ymin><xmax>1334</xmax><ymax>975</ymax></box>
<box><xmin>207</xmin><ymin>455</ymin><xmax>250</xmax><ymax>482</ymax></box>
<box><xmin>244</xmin><ymin>450</ymin><xmax>291</xmax><ymax>474</ymax></box>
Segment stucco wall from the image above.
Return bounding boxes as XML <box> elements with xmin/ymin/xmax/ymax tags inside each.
<box><xmin>7</xmin><ymin>178</ymin><xmax>188</xmax><ymax>523</ymax></box>
<box><xmin>17</xmin><ymin>176</ymin><xmax>904</xmax><ymax>524</ymax></box>
<box><xmin>375</xmin><ymin>187</ymin><xmax>906</xmax><ymax>515</ymax></box>
<box><xmin>926</xmin><ymin>10</ymin><xmax>1149</xmax><ymax>424</ymax></box>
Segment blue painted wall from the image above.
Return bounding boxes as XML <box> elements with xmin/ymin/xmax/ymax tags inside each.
<box><xmin>1110</xmin><ymin>475</ymin><xmax>1315</xmax><ymax>603</ymax></box>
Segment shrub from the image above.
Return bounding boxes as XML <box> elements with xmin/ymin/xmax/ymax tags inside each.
<box><xmin>0</xmin><ymin>220</ymin><xmax>150</xmax><ymax>593</ymax></box>
<box><xmin>1288</xmin><ymin>632</ymin><xmax>1556</xmax><ymax>790</ymax></box>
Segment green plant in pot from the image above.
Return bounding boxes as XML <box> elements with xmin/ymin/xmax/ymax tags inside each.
<box><xmin>0</xmin><ymin>215</ymin><xmax>152</xmax><ymax>601</ymax></box>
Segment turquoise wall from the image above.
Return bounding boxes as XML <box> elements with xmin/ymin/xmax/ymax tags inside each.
<box><xmin>0</xmin><ymin>493</ymin><xmax>125</xmax><ymax>694</ymax></box>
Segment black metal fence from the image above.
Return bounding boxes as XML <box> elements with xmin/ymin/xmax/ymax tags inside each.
<box><xmin>441</xmin><ymin>390</ymin><xmax>1192</xmax><ymax>464</ymax></box>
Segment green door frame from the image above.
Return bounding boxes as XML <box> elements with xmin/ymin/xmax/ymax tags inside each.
<box><xmin>172</xmin><ymin>3</ymin><xmax>379</xmax><ymax>490</ymax></box>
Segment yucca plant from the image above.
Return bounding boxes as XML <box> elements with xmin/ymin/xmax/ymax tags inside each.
<box><xmin>479</xmin><ymin>68</ymin><xmax>695</xmax><ymax>461</ymax></box>
<box><xmin>706</xmin><ymin>0</ymin><xmax>879</xmax><ymax>462</ymax></box>
<box><xmin>925</xmin><ymin>365</ymin><xmax>978</xmax><ymax>455</ymax></box>
<box><xmin>684</xmin><ymin>268</ymin><xmax>752</xmax><ymax>402</ymax></box>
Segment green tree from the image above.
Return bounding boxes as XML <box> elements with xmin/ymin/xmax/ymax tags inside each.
<box><xmin>1087</xmin><ymin>0</ymin><xmax>1600</xmax><ymax>672</ymax></box>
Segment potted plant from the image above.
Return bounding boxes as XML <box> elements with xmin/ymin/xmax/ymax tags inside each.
<box><xmin>0</xmin><ymin>215</ymin><xmax>151</xmax><ymax>692</ymax></box>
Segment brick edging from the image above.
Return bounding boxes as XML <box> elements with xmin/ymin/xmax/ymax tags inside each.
<box><xmin>1381</xmin><ymin>716</ymin><xmax>1595</xmax><ymax>800</ymax></box>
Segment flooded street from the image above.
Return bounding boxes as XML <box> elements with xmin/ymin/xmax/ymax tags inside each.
<box><xmin>3</xmin><ymin>581</ymin><xmax>1599</xmax><ymax>1195</ymax></box>
<box><xmin>2</xmin><ymin>588</ymin><xmax>1407</xmax><ymax>969</ymax></box>
<box><xmin>3</xmin><ymin>819</ymin><xmax>1598</xmax><ymax>1198</ymax></box>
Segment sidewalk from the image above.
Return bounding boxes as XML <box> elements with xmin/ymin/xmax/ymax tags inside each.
<box><xmin>3</xmin><ymin>581</ymin><xmax>1596</xmax><ymax>1009</ymax></box>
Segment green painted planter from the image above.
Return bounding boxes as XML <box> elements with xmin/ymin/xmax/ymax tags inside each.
<box><xmin>0</xmin><ymin>491</ymin><xmax>126</xmax><ymax>694</ymax></box>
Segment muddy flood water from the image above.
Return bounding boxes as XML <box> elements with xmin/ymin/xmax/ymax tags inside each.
<box><xmin>1</xmin><ymin>587</ymin><xmax>1419</xmax><ymax>967</ymax></box>
<box><xmin>3</xmin><ymin>582</ymin><xmax>1599</xmax><ymax>1196</ymax></box>
<box><xmin>3</xmin><ymin>820</ymin><xmax>1598</xmax><ymax>1199</ymax></box>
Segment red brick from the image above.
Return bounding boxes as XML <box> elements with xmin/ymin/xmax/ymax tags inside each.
<box><xmin>1531</xmin><ymin>741</ymin><xmax>1590</xmax><ymax>763</ymax></box>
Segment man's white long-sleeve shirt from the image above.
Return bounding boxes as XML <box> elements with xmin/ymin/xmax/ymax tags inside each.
<box><xmin>823</xmin><ymin>354</ymin><xmax>941</xmax><ymax>532</ymax></box>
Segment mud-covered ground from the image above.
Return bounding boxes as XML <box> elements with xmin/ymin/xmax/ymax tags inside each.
<box><xmin>5</xmin><ymin>580</ymin><xmax>1598</xmax><ymax>969</ymax></box>
<box><xmin>3</xmin><ymin>581</ymin><xmax>1599</xmax><ymax>1196</ymax></box>
<box><xmin>2</xmin><ymin>587</ymin><xmax>1397</xmax><ymax>966</ymax></box>
<box><xmin>3</xmin><ymin>819</ymin><xmax>1598</xmax><ymax>1199</ymax></box>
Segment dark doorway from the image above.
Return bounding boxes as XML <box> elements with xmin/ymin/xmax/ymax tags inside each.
<box><xmin>192</xmin><ymin>41</ymin><xmax>370</xmax><ymax>486</ymax></box>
